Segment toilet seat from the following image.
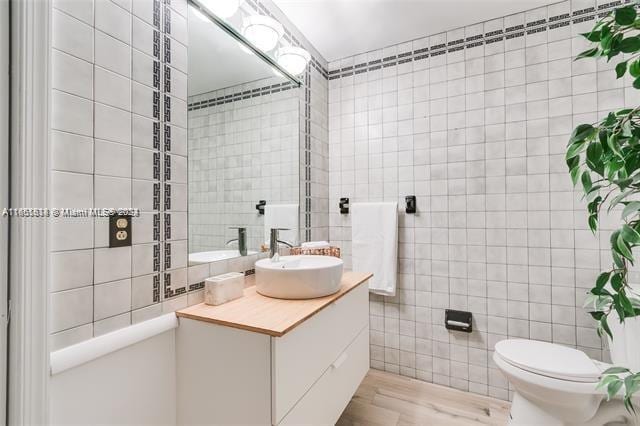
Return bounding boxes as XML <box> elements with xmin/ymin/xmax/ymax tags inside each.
<box><xmin>495</xmin><ymin>339</ymin><xmax>602</xmax><ymax>383</ymax></box>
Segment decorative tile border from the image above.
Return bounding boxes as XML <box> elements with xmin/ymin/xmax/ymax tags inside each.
<box><xmin>327</xmin><ymin>1</ymin><xmax>628</xmax><ymax>81</ymax></box>
<box><xmin>187</xmin><ymin>81</ymin><xmax>298</xmax><ymax>110</ymax></box>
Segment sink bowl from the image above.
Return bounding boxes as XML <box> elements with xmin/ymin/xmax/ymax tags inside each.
<box><xmin>255</xmin><ymin>255</ymin><xmax>344</xmax><ymax>299</ymax></box>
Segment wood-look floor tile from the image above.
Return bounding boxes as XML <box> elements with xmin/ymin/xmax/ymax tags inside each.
<box><xmin>336</xmin><ymin>399</ymin><xmax>401</xmax><ymax>426</ymax></box>
<box><xmin>337</xmin><ymin>369</ymin><xmax>510</xmax><ymax>426</ymax></box>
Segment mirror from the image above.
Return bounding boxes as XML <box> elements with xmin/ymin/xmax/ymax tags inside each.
<box><xmin>187</xmin><ymin>4</ymin><xmax>301</xmax><ymax>265</ymax></box>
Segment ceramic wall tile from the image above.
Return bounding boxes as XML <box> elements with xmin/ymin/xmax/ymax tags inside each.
<box><xmin>95</xmin><ymin>30</ymin><xmax>131</xmax><ymax>78</ymax></box>
<box><xmin>132</xmin><ymin>243</ymin><xmax>160</xmax><ymax>277</ymax></box>
<box><xmin>50</xmin><ymin>249</ymin><xmax>94</xmax><ymax>292</ymax></box>
<box><xmin>51</xmin><ymin>49</ymin><xmax>93</xmax><ymax>99</ymax></box>
<box><xmin>94</xmin><ymin>139</ymin><xmax>132</xmax><ymax>178</ymax></box>
<box><xmin>49</xmin><ymin>0</ymin><xmax>188</xmax><ymax>350</ymax></box>
<box><xmin>94</xmin><ymin>278</ymin><xmax>132</xmax><ymax>321</ymax></box>
<box><xmin>93</xmin><ymin>312</ymin><xmax>132</xmax><ymax>336</ymax></box>
<box><xmin>49</xmin><ymin>324</ymin><xmax>93</xmax><ymax>353</ymax></box>
<box><xmin>51</xmin><ymin>90</ymin><xmax>93</xmax><ymax>137</ymax></box>
<box><xmin>52</xmin><ymin>8</ymin><xmax>93</xmax><ymax>62</ymax></box>
<box><xmin>95</xmin><ymin>66</ymin><xmax>131</xmax><ymax>111</ymax></box>
<box><xmin>50</xmin><ymin>131</ymin><xmax>94</xmax><ymax>174</ymax></box>
<box><xmin>53</xmin><ymin>0</ymin><xmax>94</xmax><ymax>25</ymax></box>
<box><xmin>95</xmin><ymin>102</ymin><xmax>132</xmax><ymax>144</ymax></box>
<box><xmin>327</xmin><ymin>0</ymin><xmax>609</xmax><ymax>398</ymax></box>
<box><xmin>50</xmin><ymin>286</ymin><xmax>93</xmax><ymax>333</ymax></box>
<box><xmin>94</xmin><ymin>246</ymin><xmax>132</xmax><ymax>284</ymax></box>
<box><xmin>95</xmin><ymin>0</ymin><xmax>131</xmax><ymax>44</ymax></box>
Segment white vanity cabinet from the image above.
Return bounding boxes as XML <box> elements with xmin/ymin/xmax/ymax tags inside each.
<box><xmin>176</xmin><ymin>273</ymin><xmax>371</xmax><ymax>425</ymax></box>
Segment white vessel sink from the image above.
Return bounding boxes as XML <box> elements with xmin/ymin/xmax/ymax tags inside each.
<box><xmin>255</xmin><ymin>255</ymin><xmax>344</xmax><ymax>299</ymax></box>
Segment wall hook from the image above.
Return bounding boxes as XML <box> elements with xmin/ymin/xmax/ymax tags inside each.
<box><xmin>339</xmin><ymin>198</ymin><xmax>349</xmax><ymax>214</ymax></box>
<box><xmin>256</xmin><ymin>200</ymin><xmax>266</xmax><ymax>215</ymax></box>
<box><xmin>405</xmin><ymin>195</ymin><xmax>416</xmax><ymax>214</ymax></box>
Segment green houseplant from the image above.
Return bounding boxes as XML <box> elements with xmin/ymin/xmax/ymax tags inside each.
<box><xmin>568</xmin><ymin>2</ymin><xmax>640</xmax><ymax>411</ymax></box>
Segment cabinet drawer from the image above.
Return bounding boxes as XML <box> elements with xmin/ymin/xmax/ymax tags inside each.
<box><xmin>279</xmin><ymin>325</ymin><xmax>369</xmax><ymax>425</ymax></box>
<box><xmin>272</xmin><ymin>282</ymin><xmax>369</xmax><ymax>424</ymax></box>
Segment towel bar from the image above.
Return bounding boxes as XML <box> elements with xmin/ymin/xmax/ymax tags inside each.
<box><xmin>341</xmin><ymin>197</ymin><xmax>417</xmax><ymax>214</ymax></box>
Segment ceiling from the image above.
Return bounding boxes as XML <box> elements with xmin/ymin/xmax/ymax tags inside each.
<box><xmin>188</xmin><ymin>6</ymin><xmax>285</xmax><ymax>96</ymax></box>
<box><xmin>271</xmin><ymin>0</ymin><xmax>561</xmax><ymax>62</ymax></box>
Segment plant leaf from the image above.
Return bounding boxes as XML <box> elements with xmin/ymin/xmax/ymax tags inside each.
<box><xmin>582</xmin><ymin>30</ymin><xmax>602</xmax><ymax>42</ymax></box>
<box><xmin>616</xmin><ymin>61</ymin><xmax>628</xmax><ymax>78</ymax></box>
<box><xmin>633</xmin><ymin>76</ymin><xmax>640</xmax><ymax>90</ymax></box>
<box><xmin>620</xmin><ymin>292</ymin><xmax>635</xmax><ymax>315</ymax></box>
<box><xmin>598</xmin><ymin>374</ymin><xmax>620</xmax><ymax>390</ymax></box>
<box><xmin>566</xmin><ymin>141</ymin><xmax>586</xmax><ymax>160</ymax></box>
<box><xmin>622</xmin><ymin>224</ymin><xmax>640</xmax><ymax>244</ymax></box>
<box><xmin>631</xmin><ymin>60</ymin><xmax>640</xmax><ymax>77</ymax></box>
<box><xmin>601</xmin><ymin>315</ymin><xmax>613</xmax><ymax>339</ymax></box>
<box><xmin>570</xmin><ymin>167</ymin><xmax>581</xmax><ymax>186</ymax></box>
<box><xmin>616</xmin><ymin>233</ymin><xmax>634</xmax><ymax>262</ymax></box>
<box><xmin>621</xmin><ymin>36</ymin><xmax>640</xmax><ymax>53</ymax></box>
<box><xmin>606</xmin><ymin>367</ymin><xmax>630</xmax><ymax>375</ymax></box>
<box><xmin>570</xmin><ymin>124</ymin><xmax>596</xmax><ymax>145</ymax></box>
<box><xmin>576</xmin><ymin>47</ymin><xmax>599</xmax><ymax>60</ymax></box>
<box><xmin>582</xmin><ymin>171</ymin><xmax>593</xmax><ymax>193</ymax></box>
<box><xmin>622</xmin><ymin>201</ymin><xmax>640</xmax><ymax>219</ymax></box>
<box><xmin>608</xmin><ymin>380</ymin><xmax>624</xmax><ymax>400</ymax></box>
<box><xmin>615</xmin><ymin>6</ymin><xmax>637</xmax><ymax>26</ymax></box>
<box><xmin>612</xmin><ymin>273</ymin><xmax>624</xmax><ymax>291</ymax></box>
<box><xmin>586</xmin><ymin>141</ymin><xmax>604</xmax><ymax>164</ymax></box>
<box><xmin>596</xmin><ymin>272</ymin><xmax>611</xmax><ymax>290</ymax></box>
<box><xmin>613</xmin><ymin>250</ymin><xmax>626</xmax><ymax>268</ymax></box>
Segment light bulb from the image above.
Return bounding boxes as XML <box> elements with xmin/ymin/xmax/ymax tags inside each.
<box><xmin>242</xmin><ymin>15</ymin><xmax>284</xmax><ymax>52</ymax></box>
<box><xmin>276</xmin><ymin>46</ymin><xmax>311</xmax><ymax>75</ymax></box>
<box><xmin>199</xmin><ymin>0</ymin><xmax>240</xmax><ymax>19</ymax></box>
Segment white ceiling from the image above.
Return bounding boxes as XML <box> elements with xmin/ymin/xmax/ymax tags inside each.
<box><xmin>271</xmin><ymin>0</ymin><xmax>561</xmax><ymax>62</ymax></box>
<box><xmin>188</xmin><ymin>6</ymin><xmax>285</xmax><ymax>96</ymax></box>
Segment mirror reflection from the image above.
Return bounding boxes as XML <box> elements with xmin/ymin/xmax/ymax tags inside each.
<box><xmin>187</xmin><ymin>5</ymin><xmax>300</xmax><ymax>265</ymax></box>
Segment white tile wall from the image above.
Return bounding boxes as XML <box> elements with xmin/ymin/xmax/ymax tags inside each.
<box><xmin>48</xmin><ymin>0</ymin><xmax>190</xmax><ymax>350</ymax></box>
<box><xmin>327</xmin><ymin>0</ymin><xmax>637</xmax><ymax>399</ymax></box>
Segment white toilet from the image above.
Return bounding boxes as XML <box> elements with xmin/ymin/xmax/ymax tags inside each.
<box><xmin>494</xmin><ymin>339</ymin><xmax>638</xmax><ymax>425</ymax></box>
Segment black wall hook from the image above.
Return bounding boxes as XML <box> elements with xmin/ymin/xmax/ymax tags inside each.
<box><xmin>256</xmin><ymin>200</ymin><xmax>266</xmax><ymax>215</ymax></box>
<box><xmin>339</xmin><ymin>198</ymin><xmax>349</xmax><ymax>214</ymax></box>
<box><xmin>405</xmin><ymin>195</ymin><xmax>416</xmax><ymax>214</ymax></box>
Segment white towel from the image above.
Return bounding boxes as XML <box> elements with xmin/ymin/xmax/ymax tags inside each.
<box><xmin>351</xmin><ymin>202</ymin><xmax>398</xmax><ymax>296</ymax></box>
<box><xmin>264</xmin><ymin>204</ymin><xmax>299</xmax><ymax>246</ymax></box>
<box><xmin>301</xmin><ymin>241</ymin><xmax>330</xmax><ymax>249</ymax></box>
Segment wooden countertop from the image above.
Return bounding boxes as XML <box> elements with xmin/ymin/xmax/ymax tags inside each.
<box><xmin>176</xmin><ymin>271</ymin><xmax>372</xmax><ymax>337</ymax></box>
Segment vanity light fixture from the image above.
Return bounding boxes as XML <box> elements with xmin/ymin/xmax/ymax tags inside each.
<box><xmin>242</xmin><ymin>15</ymin><xmax>284</xmax><ymax>52</ymax></box>
<box><xmin>276</xmin><ymin>46</ymin><xmax>311</xmax><ymax>75</ymax></box>
<box><xmin>199</xmin><ymin>0</ymin><xmax>240</xmax><ymax>19</ymax></box>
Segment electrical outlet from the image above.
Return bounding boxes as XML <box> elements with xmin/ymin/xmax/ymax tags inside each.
<box><xmin>109</xmin><ymin>214</ymin><xmax>132</xmax><ymax>248</ymax></box>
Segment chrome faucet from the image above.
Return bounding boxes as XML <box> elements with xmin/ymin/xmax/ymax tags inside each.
<box><xmin>226</xmin><ymin>227</ymin><xmax>247</xmax><ymax>256</ymax></box>
<box><xmin>270</xmin><ymin>228</ymin><xmax>293</xmax><ymax>261</ymax></box>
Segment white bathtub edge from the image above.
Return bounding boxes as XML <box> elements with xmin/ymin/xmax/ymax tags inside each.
<box><xmin>50</xmin><ymin>313</ymin><xmax>179</xmax><ymax>375</ymax></box>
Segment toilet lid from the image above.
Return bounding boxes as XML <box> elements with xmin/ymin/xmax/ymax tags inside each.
<box><xmin>495</xmin><ymin>339</ymin><xmax>601</xmax><ymax>383</ymax></box>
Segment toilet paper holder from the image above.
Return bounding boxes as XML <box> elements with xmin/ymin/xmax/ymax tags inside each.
<box><xmin>445</xmin><ymin>309</ymin><xmax>472</xmax><ymax>333</ymax></box>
